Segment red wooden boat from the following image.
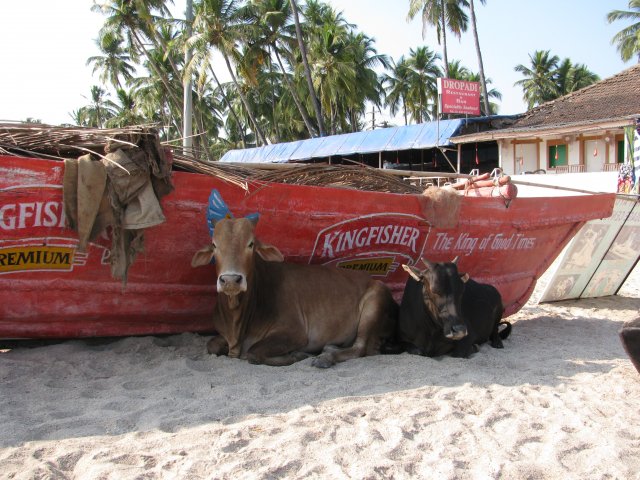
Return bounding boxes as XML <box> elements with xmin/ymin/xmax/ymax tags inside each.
<box><xmin>0</xmin><ymin>154</ymin><xmax>615</xmax><ymax>338</ymax></box>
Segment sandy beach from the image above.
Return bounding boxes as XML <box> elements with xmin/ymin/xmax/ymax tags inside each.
<box><xmin>1</xmin><ymin>261</ymin><xmax>639</xmax><ymax>479</ymax></box>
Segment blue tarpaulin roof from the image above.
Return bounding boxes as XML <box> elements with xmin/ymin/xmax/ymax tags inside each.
<box><xmin>219</xmin><ymin>118</ymin><xmax>471</xmax><ymax>163</ymax></box>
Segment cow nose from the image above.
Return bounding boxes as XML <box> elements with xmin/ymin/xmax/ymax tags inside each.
<box><xmin>219</xmin><ymin>274</ymin><xmax>243</xmax><ymax>286</ymax></box>
<box><xmin>446</xmin><ymin>324</ymin><xmax>468</xmax><ymax>340</ymax></box>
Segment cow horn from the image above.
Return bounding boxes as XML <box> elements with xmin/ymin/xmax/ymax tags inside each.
<box><xmin>451</xmin><ymin>256</ymin><xmax>459</xmax><ymax>265</ymax></box>
<box><xmin>402</xmin><ymin>264</ymin><xmax>422</xmax><ymax>282</ymax></box>
<box><xmin>460</xmin><ymin>273</ymin><xmax>469</xmax><ymax>283</ymax></box>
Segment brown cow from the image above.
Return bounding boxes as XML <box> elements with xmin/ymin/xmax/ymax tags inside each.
<box><xmin>191</xmin><ymin>217</ymin><xmax>397</xmax><ymax>368</ymax></box>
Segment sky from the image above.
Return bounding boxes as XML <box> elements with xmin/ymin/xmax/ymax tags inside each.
<box><xmin>0</xmin><ymin>0</ymin><xmax>634</xmax><ymax>126</ymax></box>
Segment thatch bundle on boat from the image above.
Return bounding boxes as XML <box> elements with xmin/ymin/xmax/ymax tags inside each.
<box><xmin>0</xmin><ymin>123</ymin><xmax>423</xmax><ymax>194</ymax></box>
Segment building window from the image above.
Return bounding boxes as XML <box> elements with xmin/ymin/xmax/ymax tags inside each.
<box><xmin>548</xmin><ymin>142</ymin><xmax>568</xmax><ymax>168</ymax></box>
<box><xmin>616</xmin><ymin>134</ymin><xmax>625</xmax><ymax>163</ymax></box>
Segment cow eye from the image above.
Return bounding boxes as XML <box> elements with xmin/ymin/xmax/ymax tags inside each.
<box><xmin>211</xmin><ymin>241</ymin><xmax>217</xmax><ymax>250</ymax></box>
<box><xmin>247</xmin><ymin>240</ymin><xmax>254</xmax><ymax>249</ymax></box>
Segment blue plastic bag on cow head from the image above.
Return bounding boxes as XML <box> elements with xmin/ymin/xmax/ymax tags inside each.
<box><xmin>207</xmin><ymin>189</ymin><xmax>259</xmax><ymax>236</ymax></box>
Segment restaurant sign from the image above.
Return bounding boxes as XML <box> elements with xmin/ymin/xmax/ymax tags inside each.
<box><xmin>438</xmin><ymin>78</ymin><xmax>481</xmax><ymax>115</ymax></box>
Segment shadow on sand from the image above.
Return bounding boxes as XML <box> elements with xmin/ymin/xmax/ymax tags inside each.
<box><xmin>1</xmin><ymin>308</ymin><xmax>636</xmax><ymax>447</ymax></box>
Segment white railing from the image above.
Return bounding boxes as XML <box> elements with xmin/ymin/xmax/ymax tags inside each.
<box><xmin>603</xmin><ymin>163</ymin><xmax>621</xmax><ymax>172</ymax></box>
<box><xmin>552</xmin><ymin>165</ymin><xmax>586</xmax><ymax>174</ymax></box>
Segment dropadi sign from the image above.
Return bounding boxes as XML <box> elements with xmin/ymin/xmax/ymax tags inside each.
<box><xmin>438</xmin><ymin>78</ymin><xmax>480</xmax><ymax>115</ymax></box>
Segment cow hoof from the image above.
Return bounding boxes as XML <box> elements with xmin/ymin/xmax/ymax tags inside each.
<box><xmin>206</xmin><ymin>337</ymin><xmax>228</xmax><ymax>355</ymax></box>
<box><xmin>292</xmin><ymin>351</ymin><xmax>312</xmax><ymax>361</ymax></box>
<box><xmin>491</xmin><ymin>339</ymin><xmax>504</xmax><ymax>349</ymax></box>
<box><xmin>312</xmin><ymin>355</ymin><xmax>335</xmax><ymax>369</ymax></box>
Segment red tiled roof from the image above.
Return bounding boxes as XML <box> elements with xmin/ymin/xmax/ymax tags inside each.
<box><xmin>513</xmin><ymin>63</ymin><xmax>640</xmax><ymax>129</ymax></box>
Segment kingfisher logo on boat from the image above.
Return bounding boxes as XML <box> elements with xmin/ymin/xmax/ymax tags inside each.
<box><xmin>309</xmin><ymin>213</ymin><xmax>430</xmax><ymax>276</ymax></box>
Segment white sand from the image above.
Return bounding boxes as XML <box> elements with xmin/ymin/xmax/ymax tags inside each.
<box><xmin>1</xmin><ymin>264</ymin><xmax>639</xmax><ymax>480</ymax></box>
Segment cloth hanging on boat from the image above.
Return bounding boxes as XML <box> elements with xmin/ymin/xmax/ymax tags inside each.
<box><xmin>63</xmin><ymin>136</ymin><xmax>173</xmax><ymax>284</ymax></box>
<box><xmin>63</xmin><ymin>155</ymin><xmax>112</xmax><ymax>251</ymax></box>
<box><xmin>102</xmin><ymin>148</ymin><xmax>166</xmax><ymax>229</ymax></box>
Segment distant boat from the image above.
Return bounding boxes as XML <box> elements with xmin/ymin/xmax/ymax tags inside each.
<box><xmin>0</xmin><ymin>140</ymin><xmax>615</xmax><ymax>339</ymax></box>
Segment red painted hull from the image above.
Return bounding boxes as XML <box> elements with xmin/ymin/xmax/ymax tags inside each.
<box><xmin>0</xmin><ymin>155</ymin><xmax>616</xmax><ymax>338</ymax></box>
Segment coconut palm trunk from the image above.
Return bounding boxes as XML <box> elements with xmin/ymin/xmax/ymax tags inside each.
<box><xmin>130</xmin><ymin>29</ymin><xmax>185</xmax><ymax>133</ymax></box>
<box><xmin>208</xmin><ymin>65</ymin><xmax>247</xmax><ymax>148</ymax></box>
<box><xmin>469</xmin><ymin>0</ymin><xmax>490</xmax><ymax>116</ymax></box>
<box><xmin>290</xmin><ymin>0</ymin><xmax>325</xmax><ymax>137</ymax></box>
<box><xmin>274</xmin><ymin>47</ymin><xmax>317</xmax><ymax>137</ymax></box>
<box><xmin>222</xmin><ymin>52</ymin><xmax>267</xmax><ymax>146</ymax></box>
<box><xmin>440</xmin><ymin>1</ymin><xmax>449</xmax><ymax>77</ymax></box>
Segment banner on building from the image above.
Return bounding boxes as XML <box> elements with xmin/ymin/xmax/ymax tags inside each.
<box><xmin>437</xmin><ymin>78</ymin><xmax>481</xmax><ymax>116</ymax></box>
<box><xmin>618</xmin><ymin>119</ymin><xmax>640</xmax><ymax>194</ymax></box>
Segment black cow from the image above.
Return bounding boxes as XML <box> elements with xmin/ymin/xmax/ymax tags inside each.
<box><xmin>619</xmin><ymin>318</ymin><xmax>640</xmax><ymax>375</ymax></box>
<box><xmin>395</xmin><ymin>257</ymin><xmax>512</xmax><ymax>358</ymax></box>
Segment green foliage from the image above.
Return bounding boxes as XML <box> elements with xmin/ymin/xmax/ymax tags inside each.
<box><xmin>608</xmin><ymin>0</ymin><xmax>640</xmax><ymax>62</ymax></box>
<box><xmin>514</xmin><ymin>50</ymin><xmax>600</xmax><ymax>110</ymax></box>
<box><xmin>79</xmin><ymin>0</ymin><xmax>606</xmax><ymax>159</ymax></box>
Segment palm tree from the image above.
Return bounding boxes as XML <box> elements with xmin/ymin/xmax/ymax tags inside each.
<box><xmin>341</xmin><ymin>32</ymin><xmax>390</xmax><ymax>132</ymax></box>
<box><xmin>466</xmin><ymin>0</ymin><xmax>490</xmax><ymax>116</ymax></box>
<box><xmin>290</xmin><ymin>0</ymin><xmax>325</xmax><ymax>136</ymax></box>
<box><xmin>305</xmin><ymin>14</ymin><xmax>355</xmax><ymax>134</ymax></box>
<box><xmin>131</xmin><ymin>67</ymin><xmax>178</xmax><ymax>136</ymax></box>
<box><xmin>92</xmin><ymin>0</ymin><xmax>185</xmax><ymax>132</ymax></box>
<box><xmin>105</xmin><ymin>89</ymin><xmax>145</xmax><ymax>128</ymax></box>
<box><xmin>554</xmin><ymin>59</ymin><xmax>600</xmax><ymax>95</ymax></box>
<box><xmin>86</xmin><ymin>30</ymin><xmax>135</xmax><ymax>90</ymax></box>
<box><xmin>607</xmin><ymin>0</ymin><xmax>640</xmax><ymax>63</ymax></box>
<box><xmin>514</xmin><ymin>50</ymin><xmax>560</xmax><ymax>109</ymax></box>
<box><xmin>405</xmin><ymin>46</ymin><xmax>442</xmax><ymax>123</ymax></box>
<box><xmin>407</xmin><ymin>0</ymin><xmax>468</xmax><ymax>78</ymax></box>
<box><xmin>443</xmin><ymin>59</ymin><xmax>471</xmax><ymax>79</ymax></box>
<box><xmin>73</xmin><ymin>86</ymin><xmax>117</xmax><ymax>128</ymax></box>
<box><xmin>189</xmin><ymin>0</ymin><xmax>267</xmax><ymax>145</ymax></box>
<box><xmin>244</xmin><ymin>0</ymin><xmax>317</xmax><ymax>137</ymax></box>
<box><xmin>382</xmin><ymin>57</ymin><xmax>412</xmax><ymax>125</ymax></box>
<box><xmin>515</xmin><ymin>51</ymin><xmax>599</xmax><ymax>110</ymax></box>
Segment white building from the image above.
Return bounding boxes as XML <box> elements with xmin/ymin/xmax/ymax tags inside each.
<box><xmin>451</xmin><ymin>64</ymin><xmax>640</xmax><ymax>177</ymax></box>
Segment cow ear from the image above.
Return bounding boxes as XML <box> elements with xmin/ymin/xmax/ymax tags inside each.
<box><xmin>191</xmin><ymin>245</ymin><xmax>215</xmax><ymax>268</ymax></box>
<box><xmin>402</xmin><ymin>264</ymin><xmax>423</xmax><ymax>282</ymax></box>
<box><xmin>255</xmin><ymin>240</ymin><xmax>284</xmax><ymax>262</ymax></box>
<box><xmin>460</xmin><ymin>273</ymin><xmax>470</xmax><ymax>283</ymax></box>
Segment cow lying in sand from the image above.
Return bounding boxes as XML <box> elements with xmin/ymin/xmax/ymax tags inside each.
<box><xmin>395</xmin><ymin>257</ymin><xmax>512</xmax><ymax>358</ymax></box>
<box><xmin>191</xmin><ymin>217</ymin><xmax>397</xmax><ymax>368</ymax></box>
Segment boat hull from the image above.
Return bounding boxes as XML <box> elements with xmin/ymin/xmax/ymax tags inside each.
<box><xmin>0</xmin><ymin>155</ymin><xmax>616</xmax><ymax>338</ymax></box>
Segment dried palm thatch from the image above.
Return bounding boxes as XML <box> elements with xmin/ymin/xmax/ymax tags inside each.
<box><xmin>0</xmin><ymin>122</ymin><xmax>424</xmax><ymax>194</ymax></box>
<box><xmin>0</xmin><ymin>122</ymin><xmax>254</xmax><ymax>190</ymax></box>
<box><xmin>0</xmin><ymin>122</ymin><xmax>156</xmax><ymax>160</ymax></box>
<box><xmin>250</xmin><ymin>163</ymin><xmax>423</xmax><ymax>194</ymax></box>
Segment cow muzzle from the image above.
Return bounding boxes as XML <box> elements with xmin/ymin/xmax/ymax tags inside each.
<box><xmin>445</xmin><ymin>323</ymin><xmax>468</xmax><ymax>340</ymax></box>
<box><xmin>217</xmin><ymin>273</ymin><xmax>247</xmax><ymax>296</ymax></box>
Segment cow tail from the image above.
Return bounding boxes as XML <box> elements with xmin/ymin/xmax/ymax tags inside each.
<box><xmin>498</xmin><ymin>321</ymin><xmax>512</xmax><ymax>340</ymax></box>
